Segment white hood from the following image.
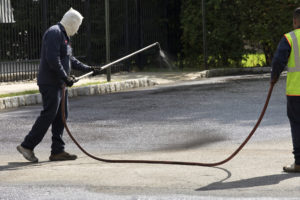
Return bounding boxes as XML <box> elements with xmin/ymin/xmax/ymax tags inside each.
<box><xmin>60</xmin><ymin>8</ymin><xmax>83</xmax><ymax>37</ymax></box>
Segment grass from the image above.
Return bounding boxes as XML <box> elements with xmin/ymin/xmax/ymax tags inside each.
<box><xmin>135</xmin><ymin>53</ymin><xmax>267</xmax><ymax>71</ymax></box>
<box><xmin>126</xmin><ymin>51</ymin><xmax>267</xmax><ymax>73</ymax></box>
<box><xmin>0</xmin><ymin>90</ymin><xmax>39</xmax><ymax>98</ymax></box>
<box><xmin>0</xmin><ymin>81</ymin><xmax>109</xmax><ymax>98</ymax></box>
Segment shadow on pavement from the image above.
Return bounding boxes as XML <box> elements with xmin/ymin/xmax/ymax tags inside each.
<box><xmin>0</xmin><ymin>161</ymin><xmax>49</xmax><ymax>171</ymax></box>
<box><xmin>156</xmin><ymin>132</ymin><xmax>227</xmax><ymax>151</ymax></box>
<box><xmin>196</xmin><ymin>172</ymin><xmax>300</xmax><ymax>191</ymax></box>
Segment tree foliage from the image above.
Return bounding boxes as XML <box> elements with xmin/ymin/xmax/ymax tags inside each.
<box><xmin>2</xmin><ymin>0</ymin><xmax>300</xmax><ymax>71</ymax></box>
<box><xmin>181</xmin><ymin>0</ymin><xmax>246</xmax><ymax>68</ymax></box>
<box><xmin>239</xmin><ymin>0</ymin><xmax>297</xmax><ymax>66</ymax></box>
<box><xmin>180</xmin><ymin>0</ymin><xmax>299</xmax><ymax>68</ymax></box>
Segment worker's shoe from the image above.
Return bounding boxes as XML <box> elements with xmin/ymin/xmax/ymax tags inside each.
<box><xmin>16</xmin><ymin>145</ymin><xmax>38</xmax><ymax>163</ymax></box>
<box><xmin>49</xmin><ymin>151</ymin><xmax>77</xmax><ymax>161</ymax></box>
<box><xmin>283</xmin><ymin>163</ymin><xmax>300</xmax><ymax>173</ymax></box>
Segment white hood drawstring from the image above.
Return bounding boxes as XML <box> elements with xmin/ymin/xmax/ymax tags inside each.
<box><xmin>60</xmin><ymin>8</ymin><xmax>83</xmax><ymax>37</ymax></box>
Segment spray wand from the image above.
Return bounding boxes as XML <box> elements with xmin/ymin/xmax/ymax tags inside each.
<box><xmin>76</xmin><ymin>42</ymin><xmax>162</xmax><ymax>81</ymax></box>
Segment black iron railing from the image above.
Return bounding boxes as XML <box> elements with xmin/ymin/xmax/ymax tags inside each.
<box><xmin>0</xmin><ymin>0</ymin><xmax>171</xmax><ymax>82</ymax></box>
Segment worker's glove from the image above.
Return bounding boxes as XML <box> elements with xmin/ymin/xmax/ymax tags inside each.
<box><xmin>63</xmin><ymin>75</ymin><xmax>77</xmax><ymax>87</ymax></box>
<box><xmin>91</xmin><ymin>66</ymin><xmax>102</xmax><ymax>76</ymax></box>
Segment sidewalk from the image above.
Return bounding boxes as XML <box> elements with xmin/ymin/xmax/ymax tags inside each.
<box><xmin>0</xmin><ymin>72</ymin><xmax>161</xmax><ymax>110</ymax></box>
<box><xmin>0</xmin><ymin>71</ymin><xmax>205</xmax><ymax>95</ymax></box>
<box><xmin>0</xmin><ymin>71</ymin><xmax>209</xmax><ymax>110</ymax></box>
<box><xmin>0</xmin><ymin>67</ymin><xmax>272</xmax><ymax>111</ymax></box>
<box><xmin>0</xmin><ymin>67</ymin><xmax>271</xmax><ymax>95</ymax></box>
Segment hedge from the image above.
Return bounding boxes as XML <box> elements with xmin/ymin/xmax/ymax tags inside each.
<box><xmin>180</xmin><ymin>0</ymin><xmax>298</xmax><ymax>69</ymax></box>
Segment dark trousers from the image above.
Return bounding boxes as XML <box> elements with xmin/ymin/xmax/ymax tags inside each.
<box><xmin>287</xmin><ymin>96</ymin><xmax>300</xmax><ymax>165</ymax></box>
<box><xmin>21</xmin><ymin>85</ymin><xmax>68</xmax><ymax>154</ymax></box>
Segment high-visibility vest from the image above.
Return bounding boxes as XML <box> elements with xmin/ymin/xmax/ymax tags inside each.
<box><xmin>285</xmin><ymin>29</ymin><xmax>300</xmax><ymax>96</ymax></box>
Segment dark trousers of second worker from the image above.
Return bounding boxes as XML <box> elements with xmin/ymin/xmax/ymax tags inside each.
<box><xmin>287</xmin><ymin>96</ymin><xmax>300</xmax><ymax>165</ymax></box>
<box><xmin>21</xmin><ymin>85</ymin><xmax>68</xmax><ymax>154</ymax></box>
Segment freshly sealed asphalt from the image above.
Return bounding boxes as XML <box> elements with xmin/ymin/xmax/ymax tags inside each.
<box><xmin>1</xmin><ymin>74</ymin><xmax>300</xmax><ymax>199</ymax></box>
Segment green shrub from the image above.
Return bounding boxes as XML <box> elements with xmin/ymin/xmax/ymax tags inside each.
<box><xmin>239</xmin><ymin>0</ymin><xmax>296</xmax><ymax>66</ymax></box>
<box><xmin>180</xmin><ymin>0</ymin><xmax>298</xmax><ymax>69</ymax></box>
<box><xmin>181</xmin><ymin>0</ymin><xmax>246</xmax><ymax>69</ymax></box>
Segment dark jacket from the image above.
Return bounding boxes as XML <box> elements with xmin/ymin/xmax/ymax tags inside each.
<box><xmin>37</xmin><ymin>23</ymin><xmax>91</xmax><ymax>87</ymax></box>
<box><xmin>271</xmin><ymin>36</ymin><xmax>291</xmax><ymax>80</ymax></box>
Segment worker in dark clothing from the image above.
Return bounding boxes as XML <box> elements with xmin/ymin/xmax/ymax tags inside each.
<box><xmin>271</xmin><ymin>7</ymin><xmax>300</xmax><ymax>172</ymax></box>
<box><xmin>17</xmin><ymin>8</ymin><xmax>99</xmax><ymax>162</ymax></box>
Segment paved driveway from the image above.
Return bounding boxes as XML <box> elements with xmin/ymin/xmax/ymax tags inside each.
<box><xmin>1</xmin><ymin>74</ymin><xmax>299</xmax><ymax>199</ymax></box>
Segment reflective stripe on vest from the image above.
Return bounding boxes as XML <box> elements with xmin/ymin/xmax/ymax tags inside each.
<box><xmin>288</xmin><ymin>31</ymin><xmax>300</xmax><ymax>72</ymax></box>
<box><xmin>287</xmin><ymin>31</ymin><xmax>300</xmax><ymax>72</ymax></box>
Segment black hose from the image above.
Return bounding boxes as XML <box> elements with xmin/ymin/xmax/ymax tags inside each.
<box><xmin>61</xmin><ymin>82</ymin><xmax>275</xmax><ymax>167</ymax></box>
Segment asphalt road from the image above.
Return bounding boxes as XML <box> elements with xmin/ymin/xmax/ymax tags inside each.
<box><xmin>1</xmin><ymin>74</ymin><xmax>300</xmax><ymax>199</ymax></box>
<box><xmin>0</xmin><ymin>75</ymin><xmax>288</xmax><ymax>153</ymax></box>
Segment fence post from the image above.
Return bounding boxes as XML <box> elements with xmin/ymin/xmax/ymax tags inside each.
<box><xmin>202</xmin><ymin>0</ymin><xmax>208</xmax><ymax>70</ymax></box>
<box><xmin>125</xmin><ymin>0</ymin><xmax>130</xmax><ymax>71</ymax></box>
<box><xmin>105</xmin><ymin>0</ymin><xmax>111</xmax><ymax>82</ymax></box>
<box><xmin>42</xmin><ymin>0</ymin><xmax>48</xmax><ymax>33</ymax></box>
<box><xmin>135</xmin><ymin>0</ymin><xmax>143</xmax><ymax>70</ymax></box>
<box><xmin>85</xmin><ymin>0</ymin><xmax>91</xmax><ymax>64</ymax></box>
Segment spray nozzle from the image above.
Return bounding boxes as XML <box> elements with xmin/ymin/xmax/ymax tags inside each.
<box><xmin>156</xmin><ymin>42</ymin><xmax>161</xmax><ymax>51</ymax></box>
<box><xmin>155</xmin><ymin>42</ymin><xmax>166</xmax><ymax>59</ymax></box>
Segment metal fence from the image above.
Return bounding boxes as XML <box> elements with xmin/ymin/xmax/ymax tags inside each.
<box><xmin>0</xmin><ymin>0</ymin><xmax>173</xmax><ymax>82</ymax></box>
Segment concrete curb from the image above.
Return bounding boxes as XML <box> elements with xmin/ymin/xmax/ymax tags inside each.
<box><xmin>198</xmin><ymin>66</ymin><xmax>270</xmax><ymax>78</ymax></box>
<box><xmin>0</xmin><ymin>67</ymin><xmax>271</xmax><ymax>110</ymax></box>
<box><xmin>0</xmin><ymin>78</ymin><xmax>157</xmax><ymax>110</ymax></box>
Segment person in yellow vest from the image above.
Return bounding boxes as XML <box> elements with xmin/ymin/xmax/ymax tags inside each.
<box><xmin>271</xmin><ymin>8</ymin><xmax>300</xmax><ymax>172</ymax></box>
